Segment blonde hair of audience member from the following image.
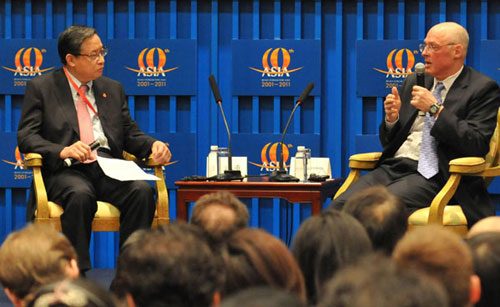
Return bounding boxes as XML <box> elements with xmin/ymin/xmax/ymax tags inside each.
<box><xmin>0</xmin><ymin>224</ymin><xmax>79</xmax><ymax>307</ymax></box>
<box><xmin>467</xmin><ymin>216</ymin><xmax>500</xmax><ymax>238</ymax></box>
<box><xmin>190</xmin><ymin>191</ymin><xmax>249</xmax><ymax>244</ymax></box>
<box><xmin>222</xmin><ymin>228</ymin><xmax>306</xmax><ymax>301</ymax></box>
<box><xmin>393</xmin><ymin>226</ymin><xmax>480</xmax><ymax>307</ymax></box>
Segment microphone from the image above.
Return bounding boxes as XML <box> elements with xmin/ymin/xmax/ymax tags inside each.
<box><xmin>269</xmin><ymin>82</ymin><xmax>314</xmax><ymax>182</ymax></box>
<box><xmin>415</xmin><ymin>62</ymin><xmax>425</xmax><ymax>87</ymax></box>
<box><xmin>208</xmin><ymin>75</ymin><xmax>243</xmax><ymax>181</ymax></box>
<box><xmin>415</xmin><ymin>62</ymin><xmax>425</xmax><ymax>116</ymax></box>
<box><xmin>64</xmin><ymin>135</ymin><xmax>107</xmax><ymax>167</ymax></box>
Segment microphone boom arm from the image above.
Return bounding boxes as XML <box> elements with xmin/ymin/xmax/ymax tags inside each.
<box><xmin>217</xmin><ymin>101</ymin><xmax>233</xmax><ymax>171</ymax></box>
<box><xmin>279</xmin><ymin>102</ymin><xmax>301</xmax><ymax>171</ymax></box>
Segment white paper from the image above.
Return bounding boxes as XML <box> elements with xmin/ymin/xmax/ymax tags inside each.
<box><xmin>290</xmin><ymin>157</ymin><xmax>332</xmax><ymax>178</ymax></box>
<box><xmin>206</xmin><ymin>154</ymin><xmax>248</xmax><ymax>177</ymax></box>
<box><xmin>97</xmin><ymin>156</ymin><xmax>160</xmax><ymax>181</ymax></box>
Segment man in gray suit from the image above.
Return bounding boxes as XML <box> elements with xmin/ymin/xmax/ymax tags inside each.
<box><xmin>17</xmin><ymin>25</ymin><xmax>171</xmax><ymax>273</ymax></box>
<box><xmin>332</xmin><ymin>22</ymin><xmax>500</xmax><ymax>226</ymax></box>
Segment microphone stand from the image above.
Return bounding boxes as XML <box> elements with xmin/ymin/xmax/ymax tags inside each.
<box><xmin>214</xmin><ymin>101</ymin><xmax>243</xmax><ymax>181</ymax></box>
<box><xmin>269</xmin><ymin>102</ymin><xmax>301</xmax><ymax>182</ymax></box>
<box><xmin>208</xmin><ymin>74</ymin><xmax>243</xmax><ymax>181</ymax></box>
<box><xmin>269</xmin><ymin>82</ymin><xmax>314</xmax><ymax>182</ymax></box>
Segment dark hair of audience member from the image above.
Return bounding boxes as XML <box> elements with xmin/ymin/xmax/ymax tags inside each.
<box><xmin>466</xmin><ymin>232</ymin><xmax>500</xmax><ymax>307</ymax></box>
<box><xmin>26</xmin><ymin>278</ymin><xmax>117</xmax><ymax>307</ymax></box>
<box><xmin>111</xmin><ymin>222</ymin><xmax>223</xmax><ymax>307</ymax></box>
<box><xmin>343</xmin><ymin>185</ymin><xmax>408</xmax><ymax>254</ymax></box>
<box><xmin>393</xmin><ymin>226</ymin><xmax>478</xmax><ymax>307</ymax></box>
<box><xmin>190</xmin><ymin>191</ymin><xmax>249</xmax><ymax>245</ymax></box>
<box><xmin>220</xmin><ymin>286</ymin><xmax>305</xmax><ymax>307</ymax></box>
<box><xmin>291</xmin><ymin>209</ymin><xmax>372</xmax><ymax>305</ymax></box>
<box><xmin>318</xmin><ymin>253</ymin><xmax>449</xmax><ymax>307</ymax></box>
<box><xmin>221</xmin><ymin>228</ymin><xmax>306</xmax><ymax>301</ymax></box>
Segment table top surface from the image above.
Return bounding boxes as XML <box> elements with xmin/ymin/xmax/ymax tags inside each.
<box><xmin>175</xmin><ymin>178</ymin><xmax>343</xmax><ymax>188</ymax></box>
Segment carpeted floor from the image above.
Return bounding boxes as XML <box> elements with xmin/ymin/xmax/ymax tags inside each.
<box><xmin>0</xmin><ymin>268</ymin><xmax>116</xmax><ymax>306</ymax></box>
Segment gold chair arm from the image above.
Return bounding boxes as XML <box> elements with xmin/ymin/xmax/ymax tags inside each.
<box><xmin>348</xmin><ymin>152</ymin><xmax>382</xmax><ymax>169</ymax></box>
<box><xmin>122</xmin><ymin>151</ymin><xmax>169</xmax><ymax>225</ymax></box>
<box><xmin>24</xmin><ymin>153</ymin><xmax>49</xmax><ymax>219</ymax></box>
<box><xmin>428</xmin><ymin>157</ymin><xmax>486</xmax><ymax>225</ymax></box>
<box><xmin>334</xmin><ymin>152</ymin><xmax>382</xmax><ymax>200</ymax></box>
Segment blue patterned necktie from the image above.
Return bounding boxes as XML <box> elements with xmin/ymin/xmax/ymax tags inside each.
<box><xmin>418</xmin><ymin>82</ymin><xmax>445</xmax><ymax>179</ymax></box>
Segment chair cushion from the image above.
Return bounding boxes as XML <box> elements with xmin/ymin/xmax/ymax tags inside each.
<box><xmin>37</xmin><ymin>201</ymin><xmax>158</xmax><ymax>218</ymax></box>
<box><xmin>408</xmin><ymin>205</ymin><xmax>467</xmax><ymax>226</ymax></box>
<box><xmin>42</xmin><ymin>201</ymin><xmax>120</xmax><ymax>218</ymax></box>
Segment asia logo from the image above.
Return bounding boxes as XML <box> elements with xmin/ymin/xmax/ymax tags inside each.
<box><xmin>125</xmin><ymin>48</ymin><xmax>178</xmax><ymax>77</ymax></box>
<box><xmin>373</xmin><ymin>48</ymin><xmax>419</xmax><ymax>88</ymax></box>
<box><xmin>250</xmin><ymin>48</ymin><xmax>303</xmax><ymax>77</ymax></box>
<box><xmin>1</xmin><ymin>147</ymin><xmax>32</xmax><ymax>181</ymax></box>
<box><xmin>249</xmin><ymin>48</ymin><xmax>303</xmax><ymax>89</ymax></box>
<box><xmin>2</xmin><ymin>47</ymin><xmax>54</xmax><ymax>84</ymax></box>
<box><xmin>249</xmin><ymin>142</ymin><xmax>291</xmax><ymax>171</ymax></box>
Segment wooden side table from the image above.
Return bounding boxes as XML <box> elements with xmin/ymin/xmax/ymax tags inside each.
<box><xmin>175</xmin><ymin>178</ymin><xmax>343</xmax><ymax>221</ymax></box>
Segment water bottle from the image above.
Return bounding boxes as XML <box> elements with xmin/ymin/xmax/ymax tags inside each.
<box><xmin>207</xmin><ymin>145</ymin><xmax>219</xmax><ymax>177</ymax></box>
<box><xmin>217</xmin><ymin>147</ymin><xmax>229</xmax><ymax>175</ymax></box>
<box><xmin>303</xmin><ymin>147</ymin><xmax>311</xmax><ymax>181</ymax></box>
<box><xmin>295</xmin><ymin>146</ymin><xmax>307</xmax><ymax>182</ymax></box>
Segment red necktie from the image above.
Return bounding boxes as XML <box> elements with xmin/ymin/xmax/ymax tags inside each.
<box><xmin>76</xmin><ymin>84</ymin><xmax>96</xmax><ymax>162</ymax></box>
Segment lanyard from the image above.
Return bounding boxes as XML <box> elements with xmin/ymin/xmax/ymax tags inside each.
<box><xmin>63</xmin><ymin>66</ymin><xmax>99</xmax><ymax>116</ymax></box>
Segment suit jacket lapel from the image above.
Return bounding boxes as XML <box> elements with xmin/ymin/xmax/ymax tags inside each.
<box><xmin>92</xmin><ymin>79</ymin><xmax>117</xmax><ymax>152</ymax></box>
<box><xmin>442</xmin><ymin>66</ymin><xmax>469</xmax><ymax>107</ymax></box>
<box><xmin>54</xmin><ymin>69</ymin><xmax>80</xmax><ymax>135</ymax></box>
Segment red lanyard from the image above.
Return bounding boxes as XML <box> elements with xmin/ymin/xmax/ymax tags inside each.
<box><xmin>63</xmin><ymin>66</ymin><xmax>99</xmax><ymax>116</ymax></box>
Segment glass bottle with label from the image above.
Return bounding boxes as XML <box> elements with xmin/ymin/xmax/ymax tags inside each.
<box><xmin>206</xmin><ymin>145</ymin><xmax>219</xmax><ymax>177</ymax></box>
<box><xmin>295</xmin><ymin>146</ymin><xmax>311</xmax><ymax>182</ymax></box>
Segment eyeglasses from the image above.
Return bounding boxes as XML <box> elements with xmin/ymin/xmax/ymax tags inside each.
<box><xmin>419</xmin><ymin>43</ymin><xmax>457</xmax><ymax>53</ymax></box>
<box><xmin>75</xmin><ymin>46</ymin><xmax>108</xmax><ymax>60</ymax></box>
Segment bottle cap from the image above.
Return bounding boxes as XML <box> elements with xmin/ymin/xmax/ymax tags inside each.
<box><xmin>297</xmin><ymin>146</ymin><xmax>305</xmax><ymax>151</ymax></box>
<box><xmin>210</xmin><ymin>145</ymin><xmax>219</xmax><ymax>150</ymax></box>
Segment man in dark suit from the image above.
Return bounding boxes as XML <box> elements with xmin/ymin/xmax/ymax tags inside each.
<box><xmin>331</xmin><ymin>22</ymin><xmax>500</xmax><ymax>226</ymax></box>
<box><xmin>17</xmin><ymin>25</ymin><xmax>171</xmax><ymax>273</ymax></box>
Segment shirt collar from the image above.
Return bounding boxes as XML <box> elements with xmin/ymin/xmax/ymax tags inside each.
<box><xmin>434</xmin><ymin>65</ymin><xmax>464</xmax><ymax>92</ymax></box>
<box><xmin>65</xmin><ymin>68</ymin><xmax>94</xmax><ymax>91</ymax></box>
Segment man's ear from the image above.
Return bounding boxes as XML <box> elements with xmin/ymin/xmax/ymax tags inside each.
<box><xmin>4</xmin><ymin>288</ymin><xmax>24</xmax><ymax>307</ymax></box>
<box><xmin>126</xmin><ymin>293</ymin><xmax>136</xmax><ymax>307</ymax></box>
<box><xmin>454</xmin><ymin>44</ymin><xmax>465</xmax><ymax>59</ymax></box>
<box><xmin>66</xmin><ymin>258</ymin><xmax>80</xmax><ymax>279</ymax></box>
<box><xmin>212</xmin><ymin>291</ymin><xmax>221</xmax><ymax>307</ymax></box>
<box><xmin>469</xmin><ymin>274</ymin><xmax>481</xmax><ymax>304</ymax></box>
<box><xmin>65</xmin><ymin>54</ymin><xmax>77</xmax><ymax>68</ymax></box>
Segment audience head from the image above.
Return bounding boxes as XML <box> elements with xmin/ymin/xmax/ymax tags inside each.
<box><xmin>466</xmin><ymin>232</ymin><xmax>500</xmax><ymax>307</ymax></box>
<box><xmin>0</xmin><ymin>224</ymin><xmax>79</xmax><ymax>306</ymax></box>
<box><xmin>220</xmin><ymin>287</ymin><xmax>305</xmax><ymax>307</ymax></box>
<box><xmin>291</xmin><ymin>209</ymin><xmax>372</xmax><ymax>304</ymax></box>
<box><xmin>343</xmin><ymin>185</ymin><xmax>407</xmax><ymax>254</ymax></box>
<box><xmin>26</xmin><ymin>278</ymin><xmax>116</xmax><ymax>307</ymax></box>
<box><xmin>190</xmin><ymin>191</ymin><xmax>249</xmax><ymax>245</ymax></box>
<box><xmin>112</xmin><ymin>222</ymin><xmax>223</xmax><ymax>307</ymax></box>
<box><xmin>319</xmin><ymin>253</ymin><xmax>449</xmax><ymax>307</ymax></box>
<box><xmin>222</xmin><ymin>228</ymin><xmax>306</xmax><ymax>301</ymax></box>
<box><xmin>467</xmin><ymin>216</ymin><xmax>500</xmax><ymax>238</ymax></box>
<box><xmin>393</xmin><ymin>226</ymin><xmax>480</xmax><ymax>307</ymax></box>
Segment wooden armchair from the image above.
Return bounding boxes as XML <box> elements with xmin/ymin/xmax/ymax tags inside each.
<box><xmin>334</xmin><ymin>108</ymin><xmax>500</xmax><ymax>238</ymax></box>
<box><xmin>23</xmin><ymin>152</ymin><xmax>169</xmax><ymax>232</ymax></box>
